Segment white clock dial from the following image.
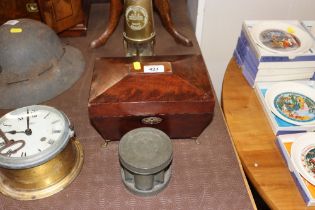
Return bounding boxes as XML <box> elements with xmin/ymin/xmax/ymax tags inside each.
<box><xmin>0</xmin><ymin>105</ymin><xmax>74</xmax><ymax>169</ymax></box>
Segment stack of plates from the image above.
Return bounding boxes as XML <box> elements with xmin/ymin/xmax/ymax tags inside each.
<box><xmin>267</xmin><ymin>82</ymin><xmax>315</xmax><ymax>187</ymax></box>
<box><xmin>234</xmin><ymin>20</ymin><xmax>315</xmax><ymax>87</ymax></box>
<box><xmin>276</xmin><ymin>132</ymin><xmax>315</xmax><ymax>206</ymax></box>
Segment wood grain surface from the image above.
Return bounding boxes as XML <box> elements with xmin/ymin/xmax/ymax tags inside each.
<box><xmin>222</xmin><ymin>58</ymin><xmax>315</xmax><ymax>210</ymax></box>
<box><xmin>0</xmin><ymin>0</ymin><xmax>41</xmax><ymax>25</ymax></box>
<box><xmin>37</xmin><ymin>0</ymin><xmax>85</xmax><ymax>33</ymax></box>
<box><xmin>0</xmin><ymin>3</ymin><xmax>254</xmax><ymax>209</ymax></box>
<box><xmin>88</xmin><ymin>55</ymin><xmax>215</xmax><ymax>140</ymax></box>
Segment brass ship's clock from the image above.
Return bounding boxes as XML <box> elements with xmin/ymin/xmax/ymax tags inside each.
<box><xmin>0</xmin><ymin>105</ymin><xmax>84</xmax><ymax>200</ymax></box>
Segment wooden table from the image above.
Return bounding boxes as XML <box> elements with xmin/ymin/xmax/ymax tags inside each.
<box><xmin>222</xmin><ymin>58</ymin><xmax>315</xmax><ymax>210</ymax></box>
<box><xmin>0</xmin><ymin>3</ymin><xmax>254</xmax><ymax>210</ymax></box>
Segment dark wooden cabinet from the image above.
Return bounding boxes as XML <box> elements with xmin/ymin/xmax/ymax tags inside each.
<box><xmin>37</xmin><ymin>0</ymin><xmax>85</xmax><ymax>33</ymax></box>
<box><xmin>0</xmin><ymin>0</ymin><xmax>86</xmax><ymax>36</ymax></box>
<box><xmin>0</xmin><ymin>0</ymin><xmax>41</xmax><ymax>24</ymax></box>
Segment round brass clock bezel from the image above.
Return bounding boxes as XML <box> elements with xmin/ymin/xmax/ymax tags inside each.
<box><xmin>0</xmin><ymin>105</ymin><xmax>73</xmax><ymax>169</ymax></box>
<box><xmin>0</xmin><ymin>105</ymin><xmax>84</xmax><ymax>200</ymax></box>
<box><xmin>0</xmin><ymin>139</ymin><xmax>83</xmax><ymax>200</ymax></box>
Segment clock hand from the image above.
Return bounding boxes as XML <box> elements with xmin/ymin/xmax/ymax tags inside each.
<box><xmin>25</xmin><ymin>108</ymin><xmax>32</xmax><ymax>136</ymax></box>
<box><xmin>5</xmin><ymin>130</ymin><xmax>26</xmax><ymax>134</ymax></box>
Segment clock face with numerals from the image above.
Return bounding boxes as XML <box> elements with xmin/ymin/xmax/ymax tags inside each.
<box><xmin>0</xmin><ymin>105</ymin><xmax>74</xmax><ymax>169</ymax></box>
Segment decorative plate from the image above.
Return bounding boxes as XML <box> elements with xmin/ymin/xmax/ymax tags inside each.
<box><xmin>251</xmin><ymin>21</ymin><xmax>313</xmax><ymax>55</ymax></box>
<box><xmin>291</xmin><ymin>132</ymin><xmax>315</xmax><ymax>185</ymax></box>
<box><xmin>265</xmin><ymin>82</ymin><xmax>315</xmax><ymax>125</ymax></box>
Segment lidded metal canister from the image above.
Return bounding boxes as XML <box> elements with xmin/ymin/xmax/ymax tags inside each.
<box><xmin>119</xmin><ymin>128</ymin><xmax>173</xmax><ymax>196</ymax></box>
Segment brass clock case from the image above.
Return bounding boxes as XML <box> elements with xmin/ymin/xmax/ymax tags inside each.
<box><xmin>0</xmin><ymin>139</ymin><xmax>83</xmax><ymax>200</ymax></box>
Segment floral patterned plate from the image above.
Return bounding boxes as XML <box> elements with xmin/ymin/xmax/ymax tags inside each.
<box><xmin>265</xmin><ymin>82</ymin><xmax>315</xmax><ymax>125</ymax></box>
<box><xmin>251</xmin><ymin>21</ymin><xmax>313</xmax><ymax>56</ymax></box>
<box><xmin>291</xmin><ymin>132</ymin><xmax>315</xmax><ymax>185</ymax></box>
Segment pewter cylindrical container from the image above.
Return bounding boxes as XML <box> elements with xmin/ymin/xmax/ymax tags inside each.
<box><xmin>123</xmin><ymin>0</ymin><xmax>155</xmax><ymax>43</ymax></box>
<box><xmin>119</xmin><ymin>128</ymin><xmax>173</xmax><ymax>196</ymax></box>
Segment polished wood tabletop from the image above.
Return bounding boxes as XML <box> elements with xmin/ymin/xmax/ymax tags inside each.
<box><xmin>222</xmin><ymin>58</ymin><xmax>315</xmax><ymax>210</ymax></box>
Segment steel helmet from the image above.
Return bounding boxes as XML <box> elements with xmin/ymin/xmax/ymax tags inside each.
<box><xmin>0</xmin><ymin>19</ymin><xmax>85</xmax><ymax>109</ymax></box>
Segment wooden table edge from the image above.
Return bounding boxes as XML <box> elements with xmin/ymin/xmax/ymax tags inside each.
<box><xmin>221</xmin><ymin>58</ymin><xmax>313</xmax><ymax>210</ymax></box>
<box><xmin>219</xmin><ymin>106</ymin><xmax>258</xmax><ymax>210</ymax></box>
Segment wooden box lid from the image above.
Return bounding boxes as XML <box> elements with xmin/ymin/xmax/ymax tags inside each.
<box><xmin>88</xmin><ymin>54</ymin><xmax>215</xmax><ymax>117</ymax></box>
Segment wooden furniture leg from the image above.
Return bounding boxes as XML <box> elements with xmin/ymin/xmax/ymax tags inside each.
<box><xmin>90</xmin><ymin>0</ymin><xmax>123</xmax><ymax>48</ymax></box>
<box><xmin>91</xmin><ymin>0</ymin><xmax>192</xmax><ymax>48</ymax></box>
<box><xmin>154</xmin><ymin>0</ymin><xmax>193</xmax><ymax>47</ymax></box>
